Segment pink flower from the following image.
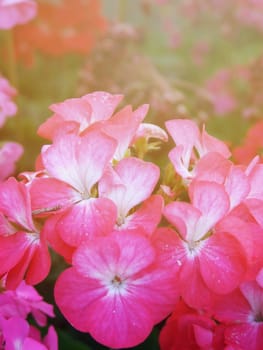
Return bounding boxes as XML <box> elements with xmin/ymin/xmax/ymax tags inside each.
<box><xmin>55</xmin><ymin>231</ymin><xmax>178</xmax><ymax>348</ymax></box>
<box><xmin>0</xmin><ymin>280</ymin><xmax>54</xmax><ymax>326</ymax></box>
<box><xmin>214</xmin><ymin>281</ymin><xmax>263</xmax><ymax>350</ymax></box>
<box><xmin>165</xmin><ymin>119</ymin><xmax>230</xmax><ymax>181</ymax></box>
<box><xmin>99</xmin><ymin>157</ymin><xmax>161</xmax><ymax>234</ymax></box>
<box><xmin>0</xmin><ymin>0</ymin><xmax>37</xmax><ymax>30</ymax></box>
<box><xmin>30</xmin><ymin>130</ymin><xmax>118</xmax><ymax>260</ymax></box>
<box><xmin>153</xmin><ymin>181</ymin><xmax>247</xmax><ymax>309</ymax></box>
<box><xmin>159</xmin><ymin>300</ymin><xmax>226</xmax><ymax>350</ymax></box>
<box><xmin>0</xmin><ymin>177</ymin><xmax>51</xmax><ymax>289</ymax></box>
<box><xmin>0</xmin><ymin>316</ymin><xmax>57</xmax><ymax>350</ymax></box>
<box><xmin>38</xmin><ymin>91</ymin><xmax>123</xmax><ymax>140</ymax></box>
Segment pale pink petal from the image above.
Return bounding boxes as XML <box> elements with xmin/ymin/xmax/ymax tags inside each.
<box><xmin>168</xmin><ymin>145</ymin><xmax>193</xmax><ymax>178</ymax></box>
<box><xmin>134</xmin><ymin>123</ymin><xmax>168</xmax><ymax>142</ymax></box>
<box><xmin>57</xmin><ymin>198</ymin><xmax>117</xmax><ymax>247</ymax></box>
<box><xmin>99</xmin><ymin>157</ymin><xmax>159</xmax><ymax>219</ymax></box>
<box><xmin>248</xmin><ymin>163</ymin><xmax>263</xmax><ymax>200</ymax></box>
<box><xmin>30</xmin><ymin>177</ymin><xmax>80</xmax><ymax>213</ymax></box>
<box><xmin>195</xmin><ymin>152</ymin><xmax>231</xmax><ymax>183</ymax></box>
<box><xmin>163</xmin><ymin>201</ymin><xmax>201</xmax><ymax>240</ymax></box>
<box><xmin>73</xmin><ymin>231</ymin><xmax>156</xmax><ymax>279</ymax></box>
<box><xmin>102</xmin><ymin>104</ymin><xmax>148</xmax><ymax>160</ymax></box>
<box><xmin>165</xmin><ymin>119</ymin><xmax>199</xmax><ymax>150</ymax></box>
<box><xmin>0</xmin><ymin>0</ymin><xmax>37</xmax><ymax>29</ymax></box>
<box><xmin>224</xmin><ymin>167</ymin><xmax>250</xmax><ymax>210</ymax></box>
<box><xmin>190</xmin><ymin>181</ymin><xmax>230</xmax><ymax>239</ymax></box>
<box><xmin>42</xmin><ymin>130</ymin><xmax>117</xmax><ymax>193</ymax></box>
<box><xmin>198</xmin><ymin>125</ymin><xmax>231</xmax><ymax>158</ymax></box>
<box><xmin>83</xmin><ymin>91</ymin><xmax>123</xmax><ymax>123</ymax></box>
<box><xmin>49</xmin><ymin>97</ymin><xmax>92</xmax><ymax>127</ymax></box>
<box><xmin>244</xmin><ymin>198</ymin><xmax>263</xmax><ymax>228</ymax></box>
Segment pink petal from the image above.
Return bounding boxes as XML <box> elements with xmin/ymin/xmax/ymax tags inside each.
<box><xmin>199</xmin><ymin>232</ymin><xmax>246</xmax><ymax>294</ymax></box>
<box><xmin>165</xmin><ymin>119</ymin><xmax>199</xmax><ymax>150</ymax></box>
<box><xmin>224</xmin><ymin>166</ymin><xmax>250</xmax><ymax>210</ymax></box>
<box><xmin>164</xmin><ymin>201</ymin><xmax>201</xmax><ymax>240</ymax></box>
<box><xmin>101</xmin><ymin>157</ymin><xmax>159</xmax><ymax>217</ymax></box>
<box><xmin>83</xmin><ymin>91</ymin><xmax>123</xmax><ymax>123</ymax></box>
<box><xmin>0</xmin><ymin>0</ymin><xmax>37</xmax><ymax>29</ymax></box>
<box><xmin>134</xmin><ymin>123</ymin><xmax>168</xmax><ymax>142</ymax></box>
<box><xmin>73</xmin><ymin>231</ymin><xmax>156</xmax><ymax>279</ymax></box>
<box><xmin>225</xmin><ymin>323</ymin><xmax>263</xmax><ymax>350</ymax></box>
<box><xmin>42</xmin><ymin>130</ymin><xmax>117</xmax><ymax>193</ymax></box>
<box><xmin>190</xmin><ymin>181</ymin><xmax>230</xmax><ymax>239</ymax></box>
<box><xmin>3</xmin><ymin>316</ymin><xmax>29</xmax><ymax>350</ymax></box>
<box><xmin>101</xmin><ymin>104</ymin><xmax>148</xmax><ymax>160</ymax></box>
<box><xmin>199</xmin><ymin>125</ymin><xmax>231</xmax><ymax>158</ymax></box>
<box><xmin>30</xmin><ymin>177</ymin><xmax>80</xmax><ymax>213</ymax></box>
<box><xmin>168</xmin><ymin>145</ymin><xmax>193</xmax><ymax>178</ymax></box>
<box><xmin>0</xmin><ymin>177</ymin><xmax>35</xmax><ymax>231</ymax></box>
<box><xmin>121</xmin><ymin>194</ymin><xmax>163</xmax><ymax>235</ymax></box>
<box><xmin>179</xmin><ymin>256</ymin><xmax>214</xmax><ymax>309</ymax></box>
<box><xmin>57</xmin><ymin>198</ymin><xmax>117</xmax><ymax>247</ymax></box>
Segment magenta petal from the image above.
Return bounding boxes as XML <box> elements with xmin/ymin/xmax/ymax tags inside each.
<box><xmin>179</xmin><ymin>256</ymin><xmax>214</xmax><ymax>309</ymax></box>
<box><xmin>54</xmin><ymin>267</ymin><xmax>106</xmax><ymax>332</ymax></box>
<box><xmin>199</xmin><ymin>233</ymin><xmax>246</xmax><ymax>294</ymax></box>
<box><xmin>0</xmin><ymin>177</ymin><xmax>35</xmax><ymax>231</ymax></box>
<box><xmin>225</xmin><ymin>323</ymin><xmax>263</xmax><ymax>350</ymax></box>
<box><xmin>83</xmin><ymin>291</ymin><xmax>154</xmax><ymax>348</ymax></box>
<box><xmin>0</xmin><ymin>232</ymin><xmax>30</xmax><ymax>276</ymax></box>
<box><xmin>3</xmin><ymin>317</ymin><xmax>29</xmax><ymax>350</ymax></box>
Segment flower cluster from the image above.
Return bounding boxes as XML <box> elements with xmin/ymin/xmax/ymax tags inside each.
<box><xmin>0</xmin><ymin>91</ymin><xmax>262</xmax><ymax>348</ymax></box>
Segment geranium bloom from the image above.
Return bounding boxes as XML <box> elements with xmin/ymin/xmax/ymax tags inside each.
<box><xmin>0</xmin><ymin>0</ymin><xmax>37</xmax><ymax>29</ymax></box>
<box><xmin>37</xmin><ymin>91</ymin><xmax>123</xmax><ymax>140</ymax></box>
<box><xmin>159</xmin><ymin>300</ymin><xmax>226</xmax><ymax>350</ymax></box>
<box><xmin>55</xmin><ymin>231</ymin><xmax>178</xmax><ymax>349</ymax></box>
<box><xmin>99</xmin><ymin>156</ymin><xmax>162</xmax><ymax>234</ymax></box>
<box><xmin>0</xmin><ymin>76</ymin><xmax>17</xmax><ymax>127</ymax></box>
<box><xmin>165</xmin><ymin>119</ymin><xmax>230</xmax><ymax>181</ymax></box>
<box><xmin>0</xmin><ymin>316</ymin><xmax>57</xmax><ymax>350</ymax></box>
<box><xmin>0</xmin><ymin>280</ymin><xmax>57</xmax><ymax>349</ymax></box>
<box><xmin>30</xmin><ymin>129</ymin><xmax>118</xmax><ymax>259</ymax></box>
<box><xmin>153</xmin><ymin>180</ymin><xmax>247</xmax><ymax>309</ymax></box>
<box><xmin>0</xmin><ymin>177</ymin><xmax>51</xmax><ymax>289</ymax></box>
<box><xmin>214</xmin><ymin>281</ymin><xmax>263</xmax><ymax>350</ymax></box>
